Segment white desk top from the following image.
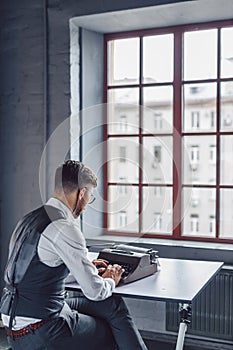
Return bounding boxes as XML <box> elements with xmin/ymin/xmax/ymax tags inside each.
<box><xmin>65</xmin><ymin>253</ymin><xmax>223</xmax><ymax>303</ymax></box>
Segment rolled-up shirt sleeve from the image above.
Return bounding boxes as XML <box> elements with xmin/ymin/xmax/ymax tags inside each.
<box><xmin>39</xmin><ymin>220</ymin><xmax>115</xmax><ymax>301</ymax></box>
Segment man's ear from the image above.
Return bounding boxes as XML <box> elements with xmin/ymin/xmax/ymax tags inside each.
<box><xmin>78</xmin><ymin>188</ymin><xmax>86</xmax><ymax>200</ymax></box>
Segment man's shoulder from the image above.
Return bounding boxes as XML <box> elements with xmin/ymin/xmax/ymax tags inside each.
<box><xmin>44</xmin><ymin>217</ymin><xmax>83</xmax><ymax>239</ymax></box>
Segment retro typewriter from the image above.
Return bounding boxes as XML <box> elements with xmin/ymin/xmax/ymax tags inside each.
<box><xmin>97</xmin><ymin>244</ymin><xmax>159</xmax><ymax>284</ymax></box>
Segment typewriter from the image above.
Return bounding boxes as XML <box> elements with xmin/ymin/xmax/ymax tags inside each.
<box><xmin>97</xmin><ymin>244</ymin><xmax>159</xmax><ymax>284</ymax></box>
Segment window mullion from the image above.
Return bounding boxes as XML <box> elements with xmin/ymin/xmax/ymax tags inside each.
<box><xmin>215</xmin><ymin>28</ymin><xmax>221</xmax><ymax>238</ymax></box>
<box><xmin>173</xmin><ymin>29</ymin><xmax>183</xmax><ymax>239</ymax></box>
<box><xmin>139</xmin><ymin>36</ymin><xmax>143</xmax><ymax>234</ymax></box>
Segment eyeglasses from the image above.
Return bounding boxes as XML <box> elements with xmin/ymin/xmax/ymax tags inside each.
<box><xmin>84</xmin><ymin>187</ymin><xmax>96</xmax><ymax>205</ymax></box>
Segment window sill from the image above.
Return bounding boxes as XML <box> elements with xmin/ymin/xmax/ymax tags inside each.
<box><xmin>86</xmin><ymin>235</ymin><xmax>233</xmax><ymax>265</ymax></box>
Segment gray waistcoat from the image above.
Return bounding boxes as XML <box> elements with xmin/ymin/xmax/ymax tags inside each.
<box><xmin>0</xmin><ymin>205</ymin><xmax>78</xmax><ymax>332</ymax></box>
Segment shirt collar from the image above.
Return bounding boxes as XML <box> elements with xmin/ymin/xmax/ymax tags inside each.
<box><xmin>46</xmin><ymin>197</ymin><xmax>75</xmax><ymax>222</ymax></box>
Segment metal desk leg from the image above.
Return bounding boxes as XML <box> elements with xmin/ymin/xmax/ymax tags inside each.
<box><xmin>175</xmin><ymin>303</ymin><xmax>192</xmax><ymax>350</ymax></box>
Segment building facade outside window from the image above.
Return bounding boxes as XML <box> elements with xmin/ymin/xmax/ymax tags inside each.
<box><xmin>104</xmin><ymin>20</ymin><xmax>233</xmax><ymax>243</ymax></box>
<box><xmin>191</xmin><ymin>111</ymin><xmax>200</xmax><ymax>129</ymax></box>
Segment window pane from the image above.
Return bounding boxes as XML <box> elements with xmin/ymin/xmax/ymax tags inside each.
<box><xmin>108</xmin><ymin>185</ymin><xmax>139</xmax><ymax>232</ymax></box>
<box><xmin>220</xmin><ymin>81</ymin><xmax>233</xmax><ymax>131</ymax></box>
<box><xmin>182</xmin><ymin>188</ymin><xmax>216</xmax><ymax>237</ymax></box>
<box><xmin>220</xmin><ymin>189</ymin><xmax>233</xmax><ymax>239</ymax></box>
<box><xmin>183</xmin><ymin>83</ymin><xmax>217</xmax><ymax>132</ymax></box>
<box><xmin>142</xmin><ymin>136</ymin><xmax>173</xmax><ymax>184</ymax></box>
<box><xmin>143</xmin><ymin>34</ymin><xmax>174</xmax><ymax>83</ymax></box>
<box><xmin>220</xmin><ymin>135</ymin><xmax>233</xmax><ymax>185</ymax></box>
<box><xmin>183</xmin><ymin>136</ymin><xmax>216</xmax><ymax>185</ymax></box>
<box><xmin>108</xmin><ymin>88</ymin><xmax>139</xmax><ymax>134</ymax></box>
<box><xmin>143</xmin><ymin>86</ymin><xmax>173</xmax><ymax>134</ymax></box>
<box><xmin>108</xmin><ymin>137</ymin><xmax>139</xmax><ymax>183</ymax></box>
<box><xmin>108</xmin><ymin>38</ymin><xmax>139</xmax><ymax>85</ymax></box>
<box><xmin>142</xmin><ymin>187</ymin><xmax>172</xmax><ymax>234</ymax></box>
<box><xmin>221</xmin><ymin>27</ymin><xmax>233</xmax><ymax>78</ymax></box>
<box><xmin>183</xmin><ymin>29</ymin><xmax>217</xmax><ymax>80</ymax></box>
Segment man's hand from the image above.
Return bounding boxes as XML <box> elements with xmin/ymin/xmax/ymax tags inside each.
<box><xmin>92</xmin><ymin>259</ymin><xmax>109</xmax><ymax>275</ymax></box>
<box><xmin>102</xmin><ymin>264</ymin><xmax>125</xmax><ymax>287</ymax></box>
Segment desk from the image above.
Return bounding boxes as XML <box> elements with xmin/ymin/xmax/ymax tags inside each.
<box><xmin>66</xmin><ymin>254</ymin><xmax>223</xmax><ymax>350</ymax></box>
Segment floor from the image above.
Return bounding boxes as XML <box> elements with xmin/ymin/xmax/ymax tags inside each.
<box><xmin>0</xmin><ymin>328</ymin><xmax>231</xmax><ymax>350</ymax></box>
<box><xmin>0</xmin><ymin>330</ymin><xmax>175</xmax><ymax>350</ymax></box>
<box><xmin>0</xmin><ymin>328</ymin><xmax>181</xmax><ymax>350</ymax></box>
<box><xmin>0</xmin><ymin>328</ymin><xmax>205</xmax><ymax>350</ymax></box>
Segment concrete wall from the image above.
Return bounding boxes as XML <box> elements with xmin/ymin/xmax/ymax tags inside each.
<box><xmin>0</xmin><ymin>0</ymin><xmax>45</xmax><ymax>289</ymax></box>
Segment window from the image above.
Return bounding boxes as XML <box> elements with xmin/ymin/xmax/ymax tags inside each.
<box><xmin>190</xmin><ymin>145</ymin><xmax>199</xmax><ymax>164</ymax></box>
<box><xmin>154</xmin><ymin>212</ymin><xmax>162</xmax><ymax>231</ymax></box>
<box><xmin>209</xmin><ymin>144</ymin><xmax>216</xmax><ymax>163</ymax></box>
<box><xmin>190</xmin><ymin>214</ymin><xmax>199</xmax><ymax>233</ymax></box>
<box><xmin>104</xmin><ymin>21</ymin><xmax>233</xmax><ymax>243</ymax></box>
<box><xmin>209</xmin><ymin>215</ymin><xmax>215</xmax><ymax>234</ymax></box>
<box><xmin>154</xmin><ymin>187</ymin><xmax>163</xmax><ymax>197</ymax></box>
<box><xmin>191</xmin><ymin>112</ymin><xmax>200</xmax><ymax>129</ymax></box>
<box><xmin>154</xmin><ymin>146</ymin><xmax>161</xmax><ymax>163</ymax></box>
<box><xmin>119</xmin><ymin>146</ymin><xmax>126</xmax><ymax>162</ymax></box>
<box><xmin>118</xmin><ymin>211</ymin><xmax>127</xmax><ymax>228</ymax></box>
<box><xmin>210</xmin><ymin>111</ymin><xmax>215</xmax><ymax>128</ymax></box>
<box><xmin>119</xmin><ymin>177</ymin><xmax>128</xmax><ymax>194</ymax></box>
<box><xmin>120</xmin><ymin>115</ymin><xmax>128</xmax><ymax>131</ymax></box>
<box><xmin>154</xmin><ymin>113</ymin><xmax>163</xmax><ymax>130</ymax></box>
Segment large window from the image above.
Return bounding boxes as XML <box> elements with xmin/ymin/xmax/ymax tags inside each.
<box><xmin>104</xmin><ymin>21</ymin><xmax>233</xmax><ymax>243</ymax></box>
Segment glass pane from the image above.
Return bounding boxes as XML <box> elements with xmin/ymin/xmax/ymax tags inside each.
<box><xmin>108</xmin><ymin>137</ymin><xmax>139</xmax><ymax>183</ymax></box>
<box><xmin>183</xmin><ymin>83</ymin><xmax>217</xmax><ymax>132</ymax></box>
<box><xmin>108</xmin><ymin>38</ymin><xmax>139</xmax><ymax>85</ymax></box>
<box><xmin>108</xmin><ymin>88</ymin><xmax>139</xmax><ymax>134</ymax></box>
<box><xmin>182</xmin><ymin>188</ymin><xmax>216</xmax><ymax>238</ymax></box>
<box><xmin>220</xmin><ymin>189</ymin><xmax>233</xmax><ymax>239</ymax></box>
<box><xmin>220</xmin><ymin>135</ymin><xmax>233</xmax><ymax>185</ymax></box>
<box><xmin>221</xmin><ymin>27</ymin><xmax>233</xmax><ymax>78</ymax></box>
<box><xmin>143</xmin><ymin>34</ymin><xmax>174</xmax><ymax>83</ymax></box>
<box><xmin>184</xmin><ymin>29</ymin><xmax>217</xmax><ymax>80</ymax></box>
<box><xmin>143</xmin><ymin>86</ymin><xmax>173</xmax><ymax>134</ymax></box>
<box><xmin>142</xmin><ymin>136</ymin><xmax>173</xmax><ymax>184</ymax></box>
<box><xmin>108</xmin><ymin>185</ymin><xmax>139</xmax><ymax>232</ymax></box>
<box><xmin>183</xmin><ymin>136</ymin><xmax>216</xmax><ymax>185</ymax></box>
<box><xmin>142</xmin><ymin>187</ymin><xmax>173</xmax><ymax>234</ymax></box>
<box><xmin>220</xmin><ymin>81</ymin><xmax>233</xmax><ymax>131</ymax></box>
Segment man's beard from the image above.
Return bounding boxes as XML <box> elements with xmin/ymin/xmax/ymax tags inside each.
<box><xmin>73</xmin><ymin>198</ymin><xmax>85</xmax><ymax>217</ymax></box>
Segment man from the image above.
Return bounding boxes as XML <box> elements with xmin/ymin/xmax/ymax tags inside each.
<box><xmin>0</xmin><ymin>160</ymin><xmax>148</xmax><ymax>350</ymax></box>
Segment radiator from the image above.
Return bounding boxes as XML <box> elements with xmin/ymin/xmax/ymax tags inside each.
<box><xmin>166</xmin><ymin>267</ymin><xmax>233</xmax><ymax>341</ymax></box>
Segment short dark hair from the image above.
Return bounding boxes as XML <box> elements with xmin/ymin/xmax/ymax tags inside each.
<box><xmin>55</xmin><ymin>160</ymin><xmax>97</xmax><ymax>193</ymax></box>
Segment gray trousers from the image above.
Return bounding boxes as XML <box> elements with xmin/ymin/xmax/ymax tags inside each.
<box><xmin>7</xmin><ymin>295</ymin><xmax>148</xmax><ymax>350</ymax></box>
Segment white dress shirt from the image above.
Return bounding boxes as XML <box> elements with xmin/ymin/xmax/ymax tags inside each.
<box><xmin>2</xmin><ymin>197</ymin><xmax>115</xmax><ymax>329</ymax></box>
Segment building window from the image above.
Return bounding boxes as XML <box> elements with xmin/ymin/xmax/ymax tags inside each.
<box><xmin>210</xmin><ymin>111</ymin><xmax>215</xmax><ymax>128</ymax></box>
<box><xmin>104</xmin><ymin>21</ymin><xmax>233</xmax><ymax>243</ymax></box>
<box><xmin>191</xmin><ymin>111</ymin><xmax>200</xmax><ymax>129</ymax></box>
<box><xmin>154</xmin><ymin>113</ymin><xmax>163</xmax><ymax>130</ymax></box>
<box><xmin>154</xmin><ymin>212</ymin><xmax>162</xmax><ymax>231</ymax></box>
<box><xmin>154</xmin><ymin>186</ymin><xmax>163</xmax><ymax>197</ymax></box>
<box><xmin>209</xmin><ymin>215</ymin><xmax>215</xmax><ymax>234</ymax></box>
<box><xmin>119</xmin><ymin>146</ymin><xmax>126</xmax><ymax>162</ymax></box>
<box><xmin>119</xmin><ymin>177</ymin><xmax>128</xmax><ymax>194</ymax></box>
<box><xmin>190</xmin><ymin>145</ymin><xmax>199</xmax><ymax>163</ymax></box>
<box><xmin>190</xmin><ymin>214</ymin><xmax>199</xmax><ymax>233</ymax></box>
<box><xmin>209</xmin><ymin>144</ymin><xmax>216</xmax><ymax>163</ymax></box>
<box><xmin>120</xmin><ymin>115</ymin><xmax>128</xmax><ymax>131</ymax></box>
<box><xmin>154</xmin><ymin>146</ymin><xmax>161</xmax><ymax>163</ymax></box>
<box><xmin>118</xmin><ymin>211</ymin><xmax>127</xmax><ymax>228</ymax></box>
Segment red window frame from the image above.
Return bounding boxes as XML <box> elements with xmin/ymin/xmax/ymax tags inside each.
<box><xmin>103</xmin><ymin>20</ymin><xmax>233</xmax><ymax>243</ymax></box>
